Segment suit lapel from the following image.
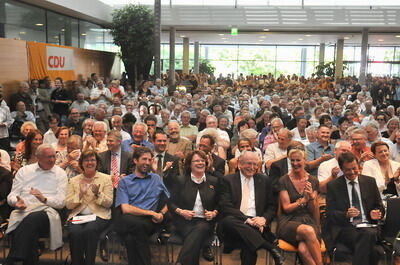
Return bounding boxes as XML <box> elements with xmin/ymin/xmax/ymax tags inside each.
<box><xmin>283</xmin><ymin>159</ymin><xmax>288</xmax><ymax>175</ymax></box>
<box><xmin>233</xmin><ymin>173</ymin><xmax>242</xmax><ymax>206</ymax></box>
<box><xmin>254</xmin><ymin>174</ymin><xmax>263</xmax><ymax>215</ymax></box>
<box><xmin>105</xmin><ymin>151</ymin><xmax>111</xmax><ymax>173</ymax></box>
<box><xmin>338</xmin><ymin>176</ymin><xmax>350</xmax><ymax>208</ymax></box>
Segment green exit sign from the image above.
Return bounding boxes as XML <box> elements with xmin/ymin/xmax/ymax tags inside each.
<box><xmin>231</xmin><ymin>28</ymin><xmax>238</xmax><ymax>35</ymax></box>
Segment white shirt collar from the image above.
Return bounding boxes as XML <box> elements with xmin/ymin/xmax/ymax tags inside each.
<box><xmin>345</xmin><ymin>176</ymin><xmax>359</xmax><ymax>185</ymax></box>
<box><xmin>33</xmin><ymin>162</ymin><xmax>57</xmax><ymax>173</ymax></box>
<box><xmin>191</xmin><ymin>173</ymin><xmax>206</xmax><ymax>184</ymax></box>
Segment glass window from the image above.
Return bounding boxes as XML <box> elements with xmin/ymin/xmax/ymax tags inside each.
<box><xmin>201</xmin><ymin>45</ymin><xmax>238</xmax><ymax>60</ymax></box>
<box><xmin>368</xmin><ymin>62</ymin><xmax>392</xmax><ymax>76</ymax></box>
<box><xmin>325</xmin><ymin>45</ymin><xmax>336</xmax><ymax>62</ymax></box>
<box><xmin>369</xmin><ymin>47</ymin><xmax>395</xmax><ymax>62</ymax></box>
<box><xmin>238</xmin><ymin>45</ymin><xmax>276</xmax><ymax>61</ymax></box>
<box><xmin>47</xmin><ymin>11</ymin><xmax>78</xmax><ymax>47</ymax></box>
<box><xmin>79</xmin><ymin>20</ymin><xmax>105</xmax><ymax>51</ymax></box>
<box><xmin>238</xmin><ymin>61</ymin><xmax>276</xmax><ymax>76</ymax></box>
<box><xmin>2</xmin><ymin>0</ymin><xmax>46</xmax><ymax>42</ymax></box>
<box><xmin>276</xmin><ymin>46</ymin><xmax>302</xmax><ymax>61</ymax></box>
<box><xmin>276</xmin><ymin>62</ymin><xmax>301</xmax><ymax>76</ymax></box>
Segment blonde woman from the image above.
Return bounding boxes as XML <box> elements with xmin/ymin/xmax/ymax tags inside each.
<box><xmin>278</xmin><ymin>146</ymin><xmax>323</xmax><ymax>265</ymax></box>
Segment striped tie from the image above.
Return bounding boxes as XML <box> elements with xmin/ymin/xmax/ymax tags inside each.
<box><xmin>111</xmin><ymin>153</ymin><xmax>120</xmax><ymax>188</ymax></box>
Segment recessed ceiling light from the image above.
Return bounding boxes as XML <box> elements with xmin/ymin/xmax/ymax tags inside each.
<box><xmin>305</xmin><ymin>34</ymin><xmax>312</xmax><ymax>37</ymax></box>
<box><xmin>180</xmin><ymin>35</ymin><xmax>186</xmax><ymax>38</ymax></box>
<box><xmin>218</xmin><ymin>34</ymin><xmax>224</xmax><ymax>36</ymax></box>
<box><xmin>259</xmin><ymin>40</ymin><xmax>264</xmax><ymax>41</ymax></box>
<box><xmin>19</xmin><ymin>32</ymin><xmax>26</xmax><ymax>34</ymax></box>
<box><xmin>35</xmin><ymin>23</ymin><xmax>43</xmax><ymax>26</ymax></box>
<box><xmin>263</xmin><ymin>28</ymin><xmax>270</xmax><ymax>31</ymax></box>
<box><xmin>396</xmin><ymin>35</ymin><xmax>400</xmax><ymax>38</ymax></box>
<box><xmin>260</xmin><ymin>36</ymin><xmax>266</xmax><ymax>38</ymax></box>
<box><xmin>61</xmin><ymin>29</ymin><xmax>65</xmax><ymax>32</ymax></box>
<box><xmin>81</xmin><ymin>33</ymin><xmax>87</xmax><ymax>36</ymax></box>
<box><xmin>223</xmin><ymin>41</ymin><xmax>228</xmax><ymax>43</ymax></box>
<box><xmin>344</xmin><ymin>37</ymin><xmax>350</xmax><ymax>40</ymax></box>
<box><xmin>378</xmin><ymin>39</ymin><xmax>384</xmax><ymax>42</ymax></box>
<box><xmin>54</xmin><ymin>36</ymin><xmax>59</xmax><ymax>39</ymax></box>
<box><xmin>221</xmin><ymin>37</ymin><xmax>227</xmax><ymax>40</ymax></box>
<box><xmin>298</xmin><ymin>38</ymin><xmax>303</xmax><ymax>41</ymax></box>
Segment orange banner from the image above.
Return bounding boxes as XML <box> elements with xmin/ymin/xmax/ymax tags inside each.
<box><xmin>27</xmin><ymin>42</ymin><xmax>76</xmax><ymax>80</ymax></box>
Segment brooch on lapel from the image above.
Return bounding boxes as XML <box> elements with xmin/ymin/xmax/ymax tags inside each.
<box><xmin>209</xmin><ymin>185</ymin><xmax>214</xmax><ymax>189</ymax></box>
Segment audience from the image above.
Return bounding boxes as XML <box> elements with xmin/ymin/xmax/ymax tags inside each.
<box><xmin>3</xmin><ymin>73</ymin><xmax>400</xmax><ymax>265</ymax></box>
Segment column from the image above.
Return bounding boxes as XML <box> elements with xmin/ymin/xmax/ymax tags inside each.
<box><xmin>319</xmin><ymin>43</ymin><xmax>325</xmax><ymax>65</ymax></box>
<box><xmin>168</xmin><ymin>27</ymin><xmax>176</xmax><ymax>88</ymax></box>
<box><xmin>300</xmin><ymin>47</ymin><xmax>307</xmax><ymax>76</ymax></box>
<box><xmin>0</xmin><ymin>1</ymin><xmax>5</xmax><ymax>38</ymax></box>
<box><xmin>335</xmin><ymin>39</ymin><xmax>344</xmax><ymax>80</ymax></box>
<box><xmin>359</xmin><ymin>28</ymin><xmax>369</xmax><ymax>85</ymax></box>
<box><xmin>154</xmin><ymin>0</ymin><xmax>161</xmax><ymax>78</ymax></box>
<box><xmin>64</xmin><ymin>18</ymin><xmax>72</xmax><ymax>46</ymax></box>
<box><xmin>194</xmin><ymin>41</ymin><xmax>200</xmax><ymax>74</ymax></box>
<box><xmin>183</xmin><ymin>37</ymin><xmax>189</xmax><ymax>75</ymax></box>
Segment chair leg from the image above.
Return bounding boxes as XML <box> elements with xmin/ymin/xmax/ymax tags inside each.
<box><xmin>331</xmin><ymin>248</ymin><xmax>336</xmax><ymax>265</ymax></box>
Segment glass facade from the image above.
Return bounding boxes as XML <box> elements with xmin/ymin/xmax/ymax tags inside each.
<box><xmin>161</xmin><ymin>43</ymin><xmax>400</xmax><ymax>77</ymax></box>
<box><xmin>0</xmin><ymin>0</ymin><xmax>114</xmax><ymax>52</ymax></box>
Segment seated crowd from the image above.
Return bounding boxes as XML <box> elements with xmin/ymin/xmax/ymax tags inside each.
<box><xmin>1</xmin><ymin>72</ymin><xmax>400</xmax><ymax>265</ymax></box>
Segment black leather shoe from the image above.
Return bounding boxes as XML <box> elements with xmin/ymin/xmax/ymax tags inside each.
<box><xmin>202</xmin><ymin>246</ymin><xmax>214</xmax><ymax>262</ymax></box>
<box><xmin>270</xmin><ymin>248</ymin><xmax>285</xmax><ymax>265</ymax></box>
<box><xmin>99</xmin><ymin>238</ymin><xmax>109</xmax><ymax>262</ymax></box>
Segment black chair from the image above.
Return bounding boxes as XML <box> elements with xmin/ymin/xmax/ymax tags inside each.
<box><xmin>382</xmin><ymin>197</ymin><xmax>400</xmax><ymax>264</ymax></box>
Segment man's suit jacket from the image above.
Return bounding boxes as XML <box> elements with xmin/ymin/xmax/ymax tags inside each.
<box><xmin>97</xmin><ymin>150</ymin><xmax>133</xmax><ymax>176</ymax></box>
<box><xmin>268</xmin><ymin>157</ymin><xmax>289</xmax><ymax>194</ymax></box>
<box><xmin>219</xmin><ymin>172</ymin><xmax>277</xmax><ymax>223</ymax></box>
<box><xmin>159</xmin><ymin>152</ymin><xmax>180</xmax><ymax>190</ymax></box>
<box><xmin>208</xmin><ymin>153</ymin><xmax>225</xmax><ymax>178</ymax></box>
<box><xmin>168</xmin><ymin>174</ymin><xmax>218</xmax><ymax>227</ymax></box>
<box><xmin>326</xmin><ymin>175</ymin><xmax>385</xmax><ymax>242</ymax></box>
<box><xmin>0</xmin><ymin>166</ymin><xmax>12</xmax><ymax>221</ymax></box>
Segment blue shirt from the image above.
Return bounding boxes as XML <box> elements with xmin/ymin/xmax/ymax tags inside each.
<box><xmin>121</xmin><ymin>139</ymin><xmax>154</xmax><ymax>153</ymax></box>
<box><xmin>306</xmin><ymin>141</ymin><xmax>335</xmax><ymax>176</ymax></box>
<box><xmin>115</xmin><ymin>172</ymin><xmax>170</xmax><ymax>211</ymax></box>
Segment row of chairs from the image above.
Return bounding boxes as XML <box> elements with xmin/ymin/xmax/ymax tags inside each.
<box><xmin>2</xmin><ymin>197</ymin><xmax>400</xmax><ymax>265</ymax></box>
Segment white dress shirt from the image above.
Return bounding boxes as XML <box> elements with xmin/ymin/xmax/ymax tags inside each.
<box><xmin>345</xmin><ymin>177</ymin><xmax>367</xmax><ymax>223</ymax></box>
<box><xmin>0</xmin><ymin>102</ymin><xmax>13</xmax><ymax>139</ymax></box>
<box><xmin>7</xmin><ymin>163</ymin><xmax>68</xmax><ymax>209</ymax></box>
<box><xmin>318</xmin><ymin>158</ymin><xmax>343</xmax><ymax>182</ymax></box>
<box><xmin>191</xmin><ymin>173</ymin><xmax>206</xmax><ymax>218</ymax></box>
<box><xmin>240</xmin><ymin>172</ymin><xmax>256</xmax><ymax>217</ymax></box>
<box><xmin>264</xmin><ymin>142</ymin><xmax>286</xmax><ymax>164</ymax></box>
<box><xmin>0</xmin><ymin>149</ymin><xmax>11</xmax><ymax>171</ymax></box>
<box><xmin>43</xmin><ymin>129</ymin><xmax>58</xmax><ymax>145</ymax></box>
<box><xmin>111</xmin><ymin>147</ymin><xmax>122</xmax><ymax>173</ymax></box>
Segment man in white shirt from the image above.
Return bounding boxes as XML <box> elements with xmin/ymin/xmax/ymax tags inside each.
<box><xmin>0</xmin><ymin>85</ymin><xmax>13</xmax><ymax>151</ymax></box>
<box><xmin>90</xmin><ymin>80</ymin><xmax>112</xmax><ymax>106</ymax></box>
<box><xmin>43</xmin><ymin>114</ymin><xmax>60</xmax><ymax>145</ymax></box>
<box><xmin>6</xmin><ymin>144</ymin><xmax>67</xmax><ymax>265</ymax></box>
<box><xmin>196</xmin><ymin>115</ymin><xmax>230</xmax><ymax>150</ymax></box>
<box><xmin>264</xmin><ymin>128</ymin><xmax>293</xmax><ymax>170</ymax></box>
<box><xmin>318</xmin><ymin>141</ymin><xmax>352</xmax><ymax>193</ymax></box>
<box><xmin>111</xmin><ymin>115</ymin><xmax>131</xmax><ymax>142</ymax></box>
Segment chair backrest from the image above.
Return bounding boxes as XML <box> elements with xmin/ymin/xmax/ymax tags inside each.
<box><xmin>383</xmin><ymin>197</ymin><xmax>400</xmax><ymax>240</ymax></box>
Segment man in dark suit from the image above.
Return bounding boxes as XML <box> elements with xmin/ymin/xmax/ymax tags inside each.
<box><xmin>197</xmin><ymin>134</ymin><xmax>226</xmax><ymax>178</ymax></box>
<box><xmin>326</xmin><ymin>152</ymin><xmax>385</xmax><ymax>265</ymax></box>
<box><xmin>219</xmin><ymin>151</ymin><xmax>284</xmax><ymax>265</ymax></box>
<box><xmin>153</xmin><ymin>131</ymin><xmax>180</xmax><ymax>190</ymax></box>
<box><xmin>98</xmin><ymin>130</ymin><xmax>133</xmax><ymax>188</ymax></box>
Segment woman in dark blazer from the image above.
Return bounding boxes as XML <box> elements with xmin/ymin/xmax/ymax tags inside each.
<box><xmin>168</xmin><ymin>150</ymin><xmax>219</xmax><ymax>265</ymax></box>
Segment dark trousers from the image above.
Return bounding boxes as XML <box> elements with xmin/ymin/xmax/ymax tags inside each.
<box><xmin>7</xmin><ymin>211</ymin><xmax>49</xmax><ymax>265</ymax></box>
<box><xmin>114</xmin><ymin>214</ymin><xmax>156</xmax><ymax>265</ymax></box>
<box><xmin>336</xmin><ymin>226</ymin><xmax>380</xmax><ymax>265</ymax></box>
<box><xmin>219</xmin><ymin>215</ymin><xmax>275</xmax><ymax>265</ymax></box>
<box><xmin>176</xmin><ymin>218</ymin><xmax>212</xmax><ymax>265</ymax></box>
<box><xmin>68</xmin><ymin>217</ymin><xmax>109</xmax><ymax>265</ymax></box>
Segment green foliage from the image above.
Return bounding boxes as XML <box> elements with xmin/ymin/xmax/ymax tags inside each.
<box><xmin>199</xmin><ymin>60</ymin><xmax>216</xmax><ymax>75</ymax></box>
<box><xmin>110</xmin><ymin>4</ymin><xmax>155</xmax><ymax>84</ymax></box>
<box><xmin>315</xmin><ymin>62</ymin><xmax>348</xmax><ymax>77</ymax></box>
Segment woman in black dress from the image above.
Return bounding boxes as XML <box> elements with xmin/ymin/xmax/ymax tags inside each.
<box><xmin>278</xmin><ymin>147</ymin><xmax>322</xmax><ymax>265</ymax></box>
